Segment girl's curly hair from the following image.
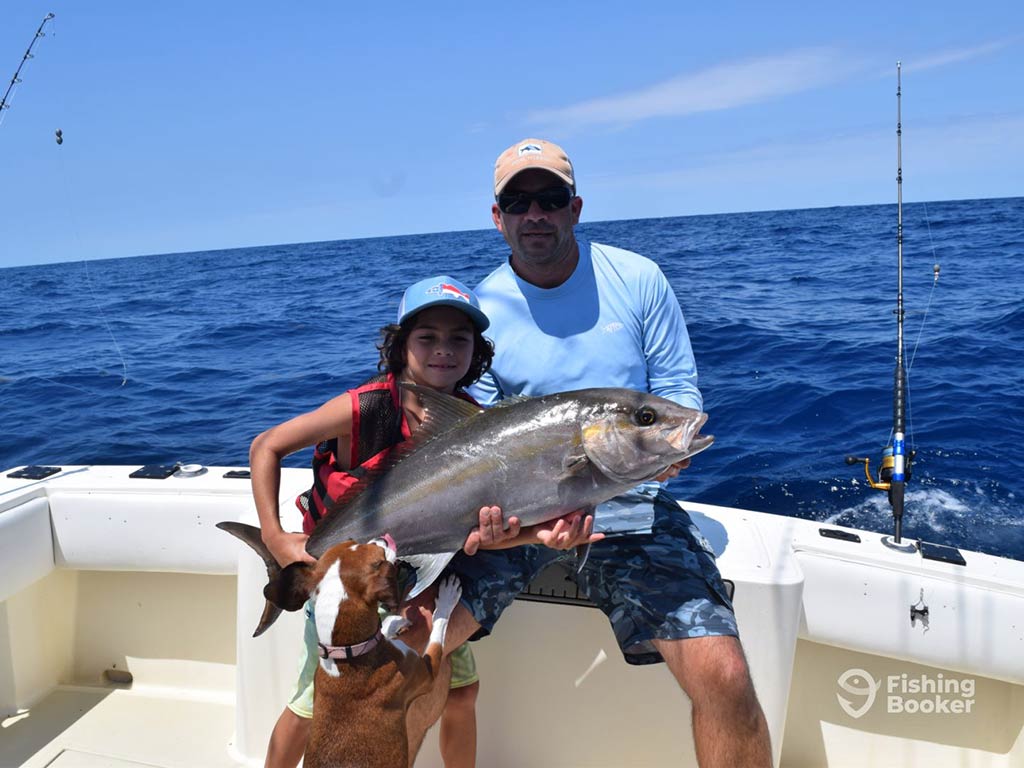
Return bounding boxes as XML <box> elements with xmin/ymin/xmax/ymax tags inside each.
<box><xmin>377</xmin><ymin>318</ymin><xmax>494</xmax><ymax>390</ymax></box>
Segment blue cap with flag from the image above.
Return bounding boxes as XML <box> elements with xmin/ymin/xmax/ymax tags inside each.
<box><xmin>397</xmin><ymin>275</ymin><xmax>490</xmax><ymax>332</ymax></box>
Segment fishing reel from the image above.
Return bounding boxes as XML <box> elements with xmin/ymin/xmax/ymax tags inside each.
<box><xmin>845</xmin><ymin>447</ymin><xmax>915</xmax><ymax>492</ymax></box>
<box><xmin>847</xmin><ymin>446</ymin><xmax>917</xmax><ymax>549</ymax></box>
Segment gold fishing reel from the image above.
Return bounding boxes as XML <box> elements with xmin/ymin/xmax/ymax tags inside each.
<box><xmin>845</xmin><ymin>447</ymin><xmax>915</xmax><ymax>491</ymax></box>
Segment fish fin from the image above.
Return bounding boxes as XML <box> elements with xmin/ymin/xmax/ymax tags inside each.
<box><xmin>399</xmin><ymin>552</ymin><xmax>458</xmax><ymax>599</ymax></box>
<box><xmin>255</xmin><ymin>602</ymin><xmax>283</xmax><ymax>638</ymax></box>
<box><xmin>401</xmin><ymin>384</ymin><xmax>483</xmax><ymax>441</ymax></box>
<box><xmin>488</xmin><ymin>393</ymin><xmax>534</xmax><ymax>408</ymax></box>
<box><xmin>574</xmin><ymin>503</ymin><xmax>598</xmax><ymax>573</ymax></box>
<box><xmin>561</xmin><ymin>447</ymin><xmax>592</xmax><ymax>478</ymax></box>
<box><xmin>318</xmin><ymin>387</ymin><xmax>486</xmax><ymax>522</ymax></box>
<box><xmin>216</xmin><ymin>521</ymin><xmax>289</xmax><ymax>637</ymax></box>
<box><xmin>574</xmin><ymin>542</ymin><xmax>592</xmax><ymax>573</ymax></box>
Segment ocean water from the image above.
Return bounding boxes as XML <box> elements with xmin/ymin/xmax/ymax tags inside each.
<box><xmin>2</xmin><ymin>197</ymin><xmax>1022</xmax><ymax>561</ymax></box>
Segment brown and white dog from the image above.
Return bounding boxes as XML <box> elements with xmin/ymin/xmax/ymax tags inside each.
<box><xmin>266</xmin><ymin>535</ymin><xmax>460</xmax><ymax>768</ymax></box>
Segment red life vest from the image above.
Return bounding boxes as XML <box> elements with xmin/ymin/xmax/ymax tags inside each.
<box><xmin>296</xmin><ymin>372</ymin><xmax>476</xmax><ymax>534</ymax></box>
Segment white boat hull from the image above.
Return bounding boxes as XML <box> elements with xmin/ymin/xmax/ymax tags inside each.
<box><xmin>2</xmin><ymin>465</ymin><xmax>1022</xmax><ymax>766</ymax></box>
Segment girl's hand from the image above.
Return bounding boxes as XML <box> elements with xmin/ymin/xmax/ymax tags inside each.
<box><xmin>264</xmin><ymin>530</ymin><xmax>316</xmax><ymax>568</ymax></box>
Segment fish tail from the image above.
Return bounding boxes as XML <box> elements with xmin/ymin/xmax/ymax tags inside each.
<box><xmin>216</xmin><ymin>521</ymin><xmax>284</xmax><ymax>637</ymax></box>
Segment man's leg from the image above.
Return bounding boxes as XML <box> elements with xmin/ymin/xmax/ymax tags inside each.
<box><xmin>653</xmin><ymin>635</ymin><xmax>772</xmax><ymax>768</ymax></box>
<box><xmin>265</xmin><ymin>707</ymin><xmax>310</xmax><ymax>768</ymax></box>
<box><xmin>575</xmin><ymin>493</ymin><xmax>771</xmax><ymax>766</ymax></box>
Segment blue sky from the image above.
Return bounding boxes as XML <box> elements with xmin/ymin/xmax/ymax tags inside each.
<box><xmin>1</xmin><ymin>1</ymin><xmax>1021</xmax><ymax>268</ymax></box>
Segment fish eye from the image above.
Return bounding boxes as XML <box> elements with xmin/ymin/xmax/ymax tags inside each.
<box><xmin>635</xmin><ymin>407</ymin><xmax>657</xmax><ymax>426</ymax></box>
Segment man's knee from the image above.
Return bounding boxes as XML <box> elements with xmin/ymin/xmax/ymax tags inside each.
<box><xmin>658</xmin><ymin>636</ymin><xmax>757</xmax><ymax>705</ymax></box>
<box><xmin>710</xmin><ymin>643</ymin><xmax>752</xmax><ymax>688</ymax></box>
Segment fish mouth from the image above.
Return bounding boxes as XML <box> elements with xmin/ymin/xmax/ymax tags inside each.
<box><xmin>662</xmin><ymin>412</ymin><xmax>709</xmax><ymax>455</ymax></box>
<box><xmin>681</xmin><ymin>433</ymin><xmax>714</xmax><ymax>460</ymax></box>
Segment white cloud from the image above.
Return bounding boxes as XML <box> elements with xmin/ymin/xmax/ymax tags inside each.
<box><xmin>527</xmin><ymin>48</ymin><xmax>855</xmax><ymax>130</ymax></box>
<box><xmin>528</xmin><ymin>39</ymin><xmax>1013</xmax><ymax>133</ymax></box>
<box><xmin>904</xmin><ymin>39</ymin><xmax>1013</xmax><ymax>73</ymax></box>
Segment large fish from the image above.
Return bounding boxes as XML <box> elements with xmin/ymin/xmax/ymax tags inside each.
<box><xmin>219</xmin><ymin>385</ymin><xmax>713</xmax><ymax>636</ymax></box>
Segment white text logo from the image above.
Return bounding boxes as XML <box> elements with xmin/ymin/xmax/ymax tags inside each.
<box><xmin>837</xmin><ymin>668</ymin><xmax>976</xmax><ymax>717</ymax></box>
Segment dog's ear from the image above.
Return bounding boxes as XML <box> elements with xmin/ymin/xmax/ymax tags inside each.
<box><xmin>265</xmin><ymin>562</ymin><xmax>316</xmax><ymax>612</ymax></box>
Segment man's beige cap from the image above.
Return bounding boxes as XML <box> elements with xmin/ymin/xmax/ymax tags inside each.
<box><xmin>493</xmin><ymin>138</ymin><xmax>575</xmax><ymax>196</ymax></box>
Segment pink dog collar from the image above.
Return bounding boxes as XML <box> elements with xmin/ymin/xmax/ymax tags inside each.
<box><xmin>318</xmin><ymin>629</ymin><xmax>385</xmax><ymax>661</ymax></box>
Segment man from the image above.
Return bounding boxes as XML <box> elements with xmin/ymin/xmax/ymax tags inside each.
<box><xmin>414</xmin><ymin>138</ymin><xmax>772</xmax><ymax>767</ymax></box>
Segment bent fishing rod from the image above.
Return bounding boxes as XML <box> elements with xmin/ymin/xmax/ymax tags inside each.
<box><xmin>846</xmin><ymin>62</ymin><xmax>917</xmax><ymax>547</ymax></box>
<box><xmin>0</xmin><ymin>12</ymin><xmax>55</xmax><ymax>128</ymax></box>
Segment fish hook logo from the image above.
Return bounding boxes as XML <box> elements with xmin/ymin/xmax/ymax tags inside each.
<box><xmin>837</xmin><ymin>668</ymin><xmax>881</xmax><ymax>719</ymax></box>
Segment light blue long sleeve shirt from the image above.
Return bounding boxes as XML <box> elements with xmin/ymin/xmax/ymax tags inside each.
<box><xmin>468</xmin><ymin>238</ymin><xmax>702</xmax><ymax>535</ymax></box>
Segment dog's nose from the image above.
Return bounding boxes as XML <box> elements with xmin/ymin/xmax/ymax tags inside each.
<box><xmin>370</xmin><ymin>535</ymin><xmax>398</xmax><ymax>563</ymax></box>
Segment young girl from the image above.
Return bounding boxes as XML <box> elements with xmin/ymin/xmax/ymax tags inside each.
<box><xmin>250</xmin><ymin>275</ymin><xmax>504</xmax><ymax>768</ymax></box>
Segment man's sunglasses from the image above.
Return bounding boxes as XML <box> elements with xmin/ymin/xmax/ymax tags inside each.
<box><xmin>496</xmin><ymin>186</ymin><xmax>574</xmax><ymax>215</ymax></box>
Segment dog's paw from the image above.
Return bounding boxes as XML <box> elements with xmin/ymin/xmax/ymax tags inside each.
<box><xmin>381</xmin><ymin>614</ymin><xmax>411</xmax><ymax>639</ymax></box>
<box><xmin>434</xmin><ymin>575</ymin><xmax>462</xmax><ymax>618</ymax></box>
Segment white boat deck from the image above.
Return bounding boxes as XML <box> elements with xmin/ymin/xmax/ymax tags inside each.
<box><xmin>2</xmin><ymin>464</ymin><xmax>1023</xmax><ymax>767</ymax></box>
<box><xmin>4</xmin><ymin>687</ymin><xmax>236</xmax><ymax>768</ymax></box>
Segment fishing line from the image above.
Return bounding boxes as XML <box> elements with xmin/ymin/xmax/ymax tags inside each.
<box><xmin>886</xmin><ymin>261</ymin><xmax>939</xmax><ymax>456</ymax></box>
<box><xmin>908</xmin><ymin>201</ymin><xmax>941</xmax><ymax>374</ymax></box>
<box><xmin>81</xmin><ymin>254</ymin><xmax>130</xmax><ymax>387</ymax></box>
<box><xmin>899</xmin><ymin>205</ymin><xmax>942</xmax><ymax>455</ymax></box>
<box><xmin>8</xmin><ymin>14</ymin><xmax>131</xmax><ymax>394</ymax></box>
<box><xmin>1</xmin><ymin>13</ymin><xmax>107</xmax><ymax>396</ymax></box>
<box><xmin>51</xmin><ymin>13</ymin><xmax>130</xmax><ymax>389</ymax></box>
<box><xmin>53</xmin><ymin>108</ymin><xmax>130</xmax><ymax>389</ymax></box>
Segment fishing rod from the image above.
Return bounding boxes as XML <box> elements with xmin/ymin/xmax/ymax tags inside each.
<box><xmin>846</xmin><ymin>62</ymin><xmax>916</xmax><ymax>548</ymax></box>
<box><xmin>0</xmin><ymin>12</ymin><xmax>55</xmax><ymax>128</ymax></box>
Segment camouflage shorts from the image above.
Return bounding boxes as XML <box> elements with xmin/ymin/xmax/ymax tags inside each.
<box><xmin>447</xmin><ymin>492</ymin><xmax>737</xmax><ymax>666</ymax></box>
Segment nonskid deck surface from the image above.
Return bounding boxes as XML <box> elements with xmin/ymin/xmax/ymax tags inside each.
<box><xmin>2</xmin><ymin>686</ymin><xmax>239</xmax><ymax>768</ymax></box>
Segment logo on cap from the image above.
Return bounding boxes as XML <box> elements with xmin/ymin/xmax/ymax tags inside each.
<box><xmin>426</xmin><ymin>282</ymin><xmax>471</xmax><ymax>303</ymax></box>
<box><xmin>518</xmin><ymin>143</ymin><xmax>543</xmax><ymax>156</ymax></box>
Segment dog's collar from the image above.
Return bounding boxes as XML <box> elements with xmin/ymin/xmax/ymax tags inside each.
<box><xmin>318</xmin><ymin>629</ymin><xmax>385</xmax><ymax>661</ymax></box>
